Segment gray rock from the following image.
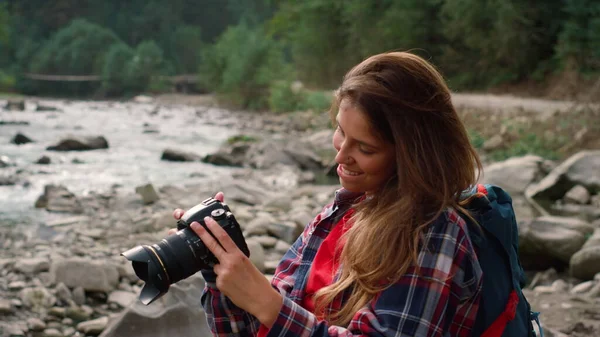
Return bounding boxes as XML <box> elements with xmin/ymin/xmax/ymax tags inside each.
<box><xmin>4</xmin><ymin>98</ymin><xmax>25</xmax><ymax>111</ymax></box>
<box><xmin>19</xmin><ymin>287</ymin><xmax>56</xmax><ymax>311</ymax></box>
<box><xmin>160</xmin><ymin>148</ymin><xmax>201</xmax><ymax>162</ymax></box>
<box><xmin>42</xmin><ymin>328</ymin><xmax>63</xmax><ymax>337</ymax></box>
<box><xmin>54</xmin><ymin>282</ymin><xmax>72</xmax><ymax>303</ymax></box>
<box><xmin>526</xmin><ymin>150</ymin><xmax>600</xmax><ymax>213</ymax></box>
<box><xmin>34</xmin><ymin>185</ymin><xmax>84</xmax><ymax>214</ymax></box>
<box><xmin>77</xmin><ymin>316</ymin><xmax>109</xmax><ymax>336</ymax></box>
<box><xmin>202</xmin><ymin>151</ymin><xmax>244</xmax><ymax>167</ymax></box>
<box><xmin>72</xmin><ymin>287</ymin><xmax>86</xmax><ymax>305</ymax></box>
<box><xmin>99</xmin><ymin>274</ymin><xmax>210</xmax><ymax>337</ymax></box>
<box><xmin>15</xmin><ymin>257</ymin><xmax>50</xmax><ymax>275</ymax></box>
<box><xmin>570</xmin><ymin>246</ymin><xmax>600</xmax><ymax>280</ymax></box>
<box><xmin>36</xmin><ymin>104</ymin><xmax>60</xmax><ymax>112</ymax></box>
<box><xmin>570</xmin><ymin>280</ymin><xmax>594</xmax><ymax>294</ymax></box>
<box><xmin>252</xmin><ymin>235</ymin><xmax>278</xmax><ymax>249</ymax></box>
<box><xmin>0</xmin><ymin>298</ymin><xmax>13</xmax><ymax>314</ymax></box>
<box><xmin>519</xmin><ymin>216</ymin><xmax>593</xmax><ymax>267</ymax></box>
<box><xmin>482</xmin><ymin>155</ymin><xmax>545</xmax><ymax>195</ymax></box>
<box><xmin>61</xmin><ymin>327</ymin><xmax>75</xmax><ymax>337</ymax></box>
<box><xmin>135</xmin><ymin>184</ymin><xmax>160</xmax><ymax>205</ymax></box>
<box><xmin>8</xmin><ymin>281</ymin><xmax>26</xmax><ymax>291</ymax></box>
<box><xmin>47</xmin><ymin>136</ymin><xmax>109</xmax><ymax>151</ymax></box>
<box><xmin>11</xmin><ymin>132</ymin><xmax>34</xmax><ymax>145</ymax></box>
<box><xmin>107</xmin><ymin>291</ymin><xmax>136</xmax><ymax>308</ymax></box>
<box><xmin>50</xmin><ymin>258</ymin><xmax>119</xmax><ymax>293</ymax></box>
<box><xmin>0</xmin><ymin>156</ymin><xmax>11</xmax><ymax>168</ymax></box>
<box><xmin>548</xmin><ymin>202</ymin><xmax>600</xmax><ymax>222</ymax></box>
<box><xmin>274</xmin><ymin>240</ymin><xmax>292</xmax><ymax>254</ymax></box>
<box><xmin>48</xmin><ymin>307</ymin><xmax>66</xmax><ymax>318</ymax></box>
<box><xmin>564</xmin><ymin>185</ymin><xmax>591</xmax><ymax>204</ymax></box>
<box><xmin>26</xmin><ymin>317</ymin><xmax>46</xmax><ymax>331</ymax></box>
<box><xmin>36</xmin><ymin>155</ymin><xmax>51</xmax><ymax>165</ymax></box>
<box><xmin>66</xmin><ymin>305</ymin><xmax>91</xmax><ymax>321</ymax></box>
<box><xmin>267</xmin><ymin>221</ymin><xmax>302</xmax><ymax>244</ymax></box>
<box><xmin>482</xmin><ymin>134</ymin><xmax>504</xmax><ymax>151</ymax></box>
<box><xmin>245</xmin><ymin>238</ymin><xmax>266</xmax><ymax>273</ymax></box>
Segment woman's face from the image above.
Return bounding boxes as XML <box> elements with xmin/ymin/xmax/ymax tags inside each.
<box><xmin>332</xmin><ymin>99</ymin><xmax>396</xmax><ymax>194</ymax></box>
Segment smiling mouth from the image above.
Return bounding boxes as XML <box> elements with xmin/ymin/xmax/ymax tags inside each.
<box><xmin>340</xmin><ymin>166</ymin><xmax>363</xmax><ymax>176</ymax></box>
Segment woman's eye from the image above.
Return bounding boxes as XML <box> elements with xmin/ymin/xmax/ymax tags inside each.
<box><xmin>359</xmin><ymin>148</ymin><xmax>375</xmax><ymax>155</ymax></box>
<box><xmin>336</xmin><ymin>126</ymin><xmax>344</xmax><ymax>136</ymax></box>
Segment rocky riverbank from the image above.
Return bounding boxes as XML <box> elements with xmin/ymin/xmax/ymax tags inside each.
<box><xmin>1</xmin><ymin>95</ymin><xmax>600</xmax><ymax>337</ymax></box>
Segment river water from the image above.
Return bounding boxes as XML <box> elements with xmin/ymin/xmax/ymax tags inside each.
<box><xmin>0</xmin><ymin>98</ymin><xmax>239</xmax><ymax>225</ymax></box>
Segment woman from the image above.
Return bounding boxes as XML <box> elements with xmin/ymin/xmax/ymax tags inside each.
<box><xmin>174</xmin><ymin>52</ymin><xmax>485</xmax><ymax>336</ymax></box>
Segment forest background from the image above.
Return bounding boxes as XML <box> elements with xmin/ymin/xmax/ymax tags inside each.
<box><xmin>0</xmin><ymin>0</ymin><xmax>599</xmax><ymax>113</ymax></box>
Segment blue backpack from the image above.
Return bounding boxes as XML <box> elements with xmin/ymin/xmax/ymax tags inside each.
<box><xmin>460</xmin><ymin>184</ymin><xmax>543</xmax><ymax>337</ymax></box>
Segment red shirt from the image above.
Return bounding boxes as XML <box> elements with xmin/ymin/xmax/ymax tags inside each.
<box><xmin>257</xmin><ymin>208</ymin><xmax>355</xmax><ymax>336</ymax></box>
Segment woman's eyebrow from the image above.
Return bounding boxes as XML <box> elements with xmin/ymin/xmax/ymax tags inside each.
<box><xmin>336</xmin><ymin>117</ymin><xmax>379</xmax><ymax>149</ymax></box>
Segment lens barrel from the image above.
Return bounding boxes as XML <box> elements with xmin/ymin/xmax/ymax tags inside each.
<box><xmin>121</xmin><ymin>198</ymin><xmax>249</xmax><ymax>305</ymax></box>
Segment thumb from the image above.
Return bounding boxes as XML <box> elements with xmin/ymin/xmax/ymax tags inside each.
<box><xmin>215</xmin><ymin>191</ymin><xmax>225</xmax><ymax>202</ymax></box>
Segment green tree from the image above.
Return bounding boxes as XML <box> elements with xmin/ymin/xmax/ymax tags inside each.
<box><xmin>440</xmin><ymin>0</ymin><xmax>563</xmax><ymax>88</ymax></box>
<box><xmin>26</xmin><ymin>18</ymin><xmax>124</xmax><ymax>95</ymax></box>
<box><xmin>556</xmin><ymin>0</ymin><xmax>600</xmax><ymax>72</ymax></box>
<box><xmin>201</xmin><ymin>21</ymin><xmax>290</xmax><ymax>109</ymax></box>
<box><xmin>102</xmin><ymin>43</ymin><xmax>135</xmax><ymax>96</ymax></box>
<box><xmin>268</xmin><ymin>0</ymin><xmax>352</xmax><ymax>88</ymax></box>
<box><xmin>167</xmin><ymin>25</ymin><xmax>203</xmax><ymax>74</ymax></box>
<box><xmin>126</xmin><ymin>40</ymin><xmax>168</xmax><ymax>92</ymax></box>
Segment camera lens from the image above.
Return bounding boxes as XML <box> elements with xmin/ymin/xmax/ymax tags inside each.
<box><xmin>121</xmin><ymin>226</ymin><xmax>212</xmax><ymax>305</ymax></box>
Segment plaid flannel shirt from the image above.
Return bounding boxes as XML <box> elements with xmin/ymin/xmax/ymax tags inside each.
<box><xmin>201</xmin><ymin>188</ymin><xmax>483</xmax><ymax>337</ymax></box>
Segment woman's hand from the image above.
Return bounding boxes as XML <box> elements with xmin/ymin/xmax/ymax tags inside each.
<box><xmin>169</xmin><ymin>191</ymin><xmax>225</xmax><ymax>235</ymax></box>
<box><xmin>170</xmin><ymin>192</ymin><xmax>283</xmax><ymax>327</ymax></box>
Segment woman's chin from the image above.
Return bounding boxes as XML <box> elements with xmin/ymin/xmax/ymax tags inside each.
<box><xmin>339</xmin><ymin>180</ymin><xmax>366</xmax><ymax>193</ymax></box>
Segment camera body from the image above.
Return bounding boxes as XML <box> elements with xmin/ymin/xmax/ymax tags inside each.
<box><xmin>121</xmin><ymin>197</ymin><xmax>249</xmax><ymax>305</ymax></box>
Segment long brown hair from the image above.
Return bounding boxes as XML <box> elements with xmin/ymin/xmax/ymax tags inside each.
<box><xmin>314</xmin><ymin>52</ymin><xmax>483</xmax><ymax>325</ymax></box>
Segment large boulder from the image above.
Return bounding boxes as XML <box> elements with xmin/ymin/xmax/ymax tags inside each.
<box><xmin>525</xmin><ymin>151</ymin><xmax>600</xmax><ymax>214</ymax></box>
<box><xmin>246</xmin><ymin>139</ymin><xmax>324</xmax><ymax>171</ymax></box>
<box><xmin>4</xmin><ymin>98</ymin><xmax>25</xmax><ymax>111</ymax></box>
<box><xmin>519</xmin><ymin>216</ymin><xmax>594</xmax><ymax>270</ymax></box>
<box><xmin>161</xmin><ymin>148</ymin><xmax>201</xmax><ymax>162</ymax></box>
<box><xmin>11</xmin><ymin>132</ymin><xmax>34</xmax><ymax>145</ymax></box>
<box><xmin>570</xmin><ymin>229</ymin><xmax>600</xmax><ymax>280</ymax></box>
<box><xmin>34</xmin><ymin>185</ymin><xmax>84</xmax><ymax>213</ymax></box>
<box><xmin>50</xmin><ymin>258</ymin><xmax>120</xmax><ymax>293</ymax></box>
<box><xmin>481</xmin><ymin>155</ymin><xmax>546</xmax><ymax>195</ymax></box>
<box><xmin>99</xmin><ymin>274</ymin><xmax>210</xmax><ymax>337</ymax></box>
<box><xmin>47</xmin><ymin>136</ymin><xmax>109</xmax><ymax>151</ymax></box>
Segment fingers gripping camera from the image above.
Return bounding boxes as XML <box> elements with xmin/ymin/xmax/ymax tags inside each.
<box><xmin>121</xmin><ymin>197</ymin><xmax>250</xmax><ymax>305</ymax></box>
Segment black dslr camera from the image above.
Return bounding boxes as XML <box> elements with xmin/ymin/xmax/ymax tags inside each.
<box><xmin>121</xmin><ymin>197</ymin><xmax>250</xmax><ymax>305</ymax></box>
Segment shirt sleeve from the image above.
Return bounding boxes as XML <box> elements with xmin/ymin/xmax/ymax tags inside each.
<box><xmin>200</xmin><ymin>207</ymin><xmax>322</xmax><ymax>336</ymax></box>
<box><xmin>263</xmin><ymin>212</ymin><xmax>483</xmax><ymax>337</ymax></box>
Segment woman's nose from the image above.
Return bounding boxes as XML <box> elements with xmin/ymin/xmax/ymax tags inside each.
<box><xmin>335</xmin><ymin>147</ymin><xmax>351</xmax><ymax>165</ymax></box>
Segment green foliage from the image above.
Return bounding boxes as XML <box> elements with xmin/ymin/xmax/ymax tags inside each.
<box><xmin>102</xmin><ymin>43</ymin><xmax>135</xmax><ymax>96</ymax></box>
<box><xmin>440</xmin><ymin>0</ymin><xmax>564</xmax><ymax>89</ymax></box>
<box><xmin>1</xmin><ymin>0</ymin><xmax>599</xmax><ymax>99</ymax></box>
<box><xmin>298</xmin><ymin>90</ymin><xmax>333</xmax><ymax>113</ymax></box>
<box><xmin>268</xmin><ymin>1</ymin><xmax>353</xmax><ymax>88</ymax></box>
<box><xmin>26</xmin><ymin>19</ymin><xmax>123</xmax><ymax>95</ymax></box>
<box><xmin>0</xmin><ymin>69</ymin><xmax>15</xmax><ymax>91</ymax></box>
<box><xmin>489</xmin><ymin>132</ymin><xmax>560</xmax><ymax>162</ymax></box>
<box><xmin>126</xmin><ymin>40</ymin><xmax>168</xmax><ymax>93</ymax></box>
<box><xmin>555</xmin><ymin>0</ymin><xmax>600</xmax><ymax>72</ymax></box>
<box><xmin>201</xmin><ymin>21</ymin><xmax>290</xmax><ymax>110</ymax></box>
<box><xmin>468</xmin><ymin>129</ymin><xmax>485</xmax><ymax>150</ymax></box>
<box><xmin>268</xmin><ymin>80</ymin><xmax>304</xmax><ymax>113</ymax></box>
<box><xmin>0</xmin><ymin>3</ymin><xmax>8</xmax><ymax>44</ymax></box>
<box><xmin>30</xmin><ymin>19</ymin><xmax>122</xmax><ymax>75</ymax></box>
<box><xmin>168</xmin><ymin>25</ymin><xmax>203</xmax><ymax>74</ymax></box>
